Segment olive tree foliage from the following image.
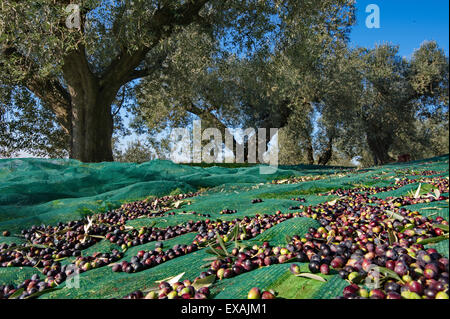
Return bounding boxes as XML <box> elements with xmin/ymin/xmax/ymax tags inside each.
<box><xmin>2</xmin><ymin>0</ymin><xmax>308</xmax><ymax>161</ymax></box>
<box><xmin>231</xmin><ymin>1</ymin><xmax>356</xmax><ymax>165</ymax></box>
<box><xmin>0</xmin><ymin>82</ymin><xmax>131</xmax><ymax>158</ymax></box>
<box><xmin>359</xmin><ymin>42</ymin><xmax>448</xmax><ymax>164</ymax></box>
<box><xmin>318</xmin><ymin>41</ymin><xmax>449</xmax><ymax>166</ymax></box>
<box><xmin>131</xmin><ymin>26</ymin><xmax>243</xmax><ymax>139</ymax></box>
<box><xmin>313</xmin><ymin>46</ymin><xmax>368</xmax><ymax>165</ymax></box>
<box><xmin>131</xmin><ymin>0</ymin><xmax>356</xmax><ymax>163</ymax></box>
<box><xmin>113</xmin><ymin>139</ymin><xmax>157</xmax><ymax>163</ymax></box>
<box><xmin>0</xmin><ymin>85</ymin><xmax>68</xmax><ymax>157</ymax></box>
<box><xmin>2</xmin><ymin>1</ymin><xmax>445</xmax><ymax>166</ymax></box>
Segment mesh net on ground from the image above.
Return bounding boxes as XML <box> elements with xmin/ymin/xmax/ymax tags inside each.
<box><xmin>0</xmin><ymin>155</ymin><xmax>448</xmax><ymax>298</ymax></box>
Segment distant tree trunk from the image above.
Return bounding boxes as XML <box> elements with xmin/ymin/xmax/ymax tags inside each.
<box><xmin>366</xmin><ymin>134</ymin><xmax>394</xmax><ymax>165</ymax></box>
<box><xmin>305</xmin><ymin>136</ymin><xmax>314</xmax><ymax>165</ymax></box>
<box><xmin>363</xmin><ymin>118</ymin><xmax>396</xmax><ymax>166</ymax></box>
<box><xmin>318</xmin><ymin>137</ymin><xmax>333</xmax><ymax>165</ymax></box>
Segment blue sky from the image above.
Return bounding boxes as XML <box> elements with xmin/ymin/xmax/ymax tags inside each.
<box><xmin>350</xmin><ymin>0</ymin><xmax>449</xmax><ymax>57</ymax></box>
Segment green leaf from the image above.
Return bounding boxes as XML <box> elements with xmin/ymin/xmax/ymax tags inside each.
<box><xmin>232</xmin><ymin>224</ymin><xmax>240</xmax><ymax>241</ymax></box>
<box><xmin>385</xmin><ymin>210</ymin><xmax>404</xmax><ymax>221</ymax></box>
<box><xmin>417</xmin><ymin>235</ymin><xmax>449</xmax><ymax>245</ymax></box>
<box><xmin>328</xmin><ymin>199</ymin><xmax>337</xmax><ymax>206</ymax></box>
<box><xmin>374</xmin><ymin>266</ymin><xmax>402</xmax><ymax>282</ymax></box>
<box><xmin>88</xmin><ymin>235</ymin><xmax>106</xmax><ymax>239</ymax></box>
<box><xmin>412</xmin><ymin>183</ymin><xmax>434</xmax><ymax>198</ymax></box>
<box><xmin>203</xmin><ymin>256</ymin><xmax>220</xmax><ymax>262</ymax></box>
<box><xmin>420</xmin><ymin>183</ymin><xmax>434</xmax><ymax>194</ymax></box>
<box><xmin>294</xmin><ymin>273</ymin><xmax>327</xmax><ymax>282</ymax></box>
<box><xmin>205</xmin><ymin>244</ymin><xmax>227</xmax><ymax>258</ymax></box>
<box><xmin>172</xmin><ymin>200</ymin><xmax>185</xmax><ymax>209</ymax></box>
<box><xmin>155</xmin><ymin>272</ymin><xmax>185</xmax><ymax>285</ymax></box>
<box><xmin>413</xmin><ymin>183</ymin><xmax>422</xmax><ymax>199</ymax></box>
<box><xmin>285</xmin><ymin>235</ymin><xmax>292</xmax><ymax>244</ymax></box>
<box><xmin>283</xmin><ymin>257</ymin><xmax>298</xmax><ymax>264</ymax></box>
<box><xmin>229</xmin><ymin>224</ymin><xmax>240</xmax><ymax>248</ymax></box>
<box><xmin>387</xmin><ymin>229</ymin><xmax>397</xmax><ymax>245</ymax></box>
<box><xmin>192</xmin><ymin>274</ymin><xmax>216</xmax><ymax>290</ymax></box>
<box><xmin>8</xmin><ymin>288</ymin><xmax>24</xmax><ymax>299</ymax></box>
<box><xmin>215</xmin><ymin>231</ymin><xmax>229</xmax><ymax>256</ymax></box>
<box><xmin>28</xmin><ymin>243</ymin><xmax>53</xmax><ymax>250</ymax></box>
<box><xmin>434</xmin><ymin>188</ymin><xmax>441</xmax><ymax>199</ymax></box>
<box><xmin>399</xmin><ymin>223</ymin><xmax>414</xmax><ymax>233</ymax></box>
<box><xmin>433</xmin><ymin>224</ymin><xmax>449</xmax><ymax>232</ymax></box>
<box><xmin>25</xmin><ymin>287</ymin><xmax>61</xmax><ymax>299</ymax></box>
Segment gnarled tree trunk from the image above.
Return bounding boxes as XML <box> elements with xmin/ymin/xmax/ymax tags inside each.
<box><xmin>305</xmin><ymin>136</ymin><xmax>315</xmax><ymax>165</ymax></box>
<box><xmin>63</xmin><ymin>50</ymin><xmax>116</xmax><ymax>162</ymax></box>
<box><xmin>318</xmin><ymin>137</ymin><xmax>333</xmax><ymax>165</ymax></box>
<box><xmin>366</xmin><ymin>134</ymin><xmax>394</xmax><ymax>165</ymax></box>
<box><xmin>1</xmin><ymin>1</ymin><xmax>211</xmax><ymax>163</ymax></box>
<box><xmin>70</xmin><ymin>96</ymin><xmax>114</xmax><ymax>162</ymax></box>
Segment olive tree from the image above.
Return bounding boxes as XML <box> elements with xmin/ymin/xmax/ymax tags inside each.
<box><xmin>132</xmin><ymin>0</ymin><xmax>356</xmax><ymax>164</ymax></box>
<box><xmin>2</xmin><ymin>0</ymin><xmax>311</xmax><ymax>162</ymax></box>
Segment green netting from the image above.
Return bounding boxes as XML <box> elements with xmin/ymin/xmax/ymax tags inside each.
<box><xmin>0</xmin><ymin>155</ymin><xmax>448</xmax><ymax>299</ymax></box>
<box><xmin>312</xmin><ymin>274</ymin><xmax>349</xmax><ymax>299</ymax></box>
<box><xmin>213</xmin><ymin>264</ymin><xmax>295</xmax><ymax>299</ymax></box>
<box><xmin>0</xmin><ymin>158</ymin><xmax>358</xmax><ymax>234</ymax></box>
<box><xmin>212</xmin><ymin>262</ymin><xmax>336</xmax><ymax>299</ymax></box>
<box><xmin>245</xmin><ymin>217</ymin><xmax>320</xmax><ymax>246</ymax></box>
<box><xmin>0</xmin><ymin>267</ymin><xmax>42</xmax><ymax>286</ymax></box>
<box><xmin>405</xmin><ymin>201</ymin><xmax>449</xmax><ymax>219</ymax></box>
<box><xmin>0</xmin><ymin>235</ymin><xmax>25</xmax><ymax>245</ymax></box>
<box><xmin>266</xmin><ymin>263</ymin><xmax>339</xmax><ymax>299</ymax></box>
<box><xmin>42</xmin><ymin>219</ymin><xmax>319</xmax><ymax>299</ymax></box>
<box><xmin>42</xmin><ymin>234</ymin><xmax>209</xmax><ymax>299</ymax></box>
<box><xmin>426</xmin><ymin>240</ymin><xmax>449</xmax><ymax>258</ymax></box>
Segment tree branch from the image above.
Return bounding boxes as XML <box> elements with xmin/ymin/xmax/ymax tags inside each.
<box><xmin>186</xmin><ymin>101</ymin><xmax>245</xmax><ymax>152</ymax></box>
<box><xmin>100</xmin><ymin>0</ymin><xmax>212</xmax><ymax>92</ymax></box>
<box><xmin>112</xmin><ymin>87</ymin><xmax>127</xmax><ymax>117</ymax></box>
<box><xmin>1</xmin><ymin>45</ymin><xmax>72</xmax><ymax>135</ymax></box>
<box><xmin>126</xmin><ymin>52</ymin><xmax>168</xmax><ymax>82</ymax></box>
